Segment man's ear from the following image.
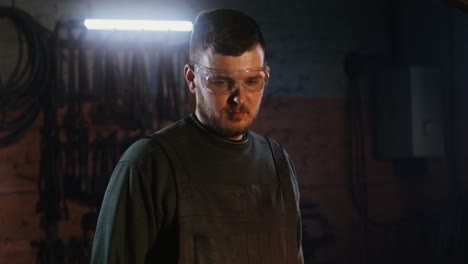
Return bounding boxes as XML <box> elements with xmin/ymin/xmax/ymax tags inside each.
<box><xmin>184</xmin><ymin>64</ymin><xmax>196</xmax><ymax>94</ymax></box>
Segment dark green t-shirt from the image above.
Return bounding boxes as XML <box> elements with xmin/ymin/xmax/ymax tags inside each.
<box><xmin>91</xmin><ymin>114</ymin><xmax>301</xmax><ymax>263</ymax></box>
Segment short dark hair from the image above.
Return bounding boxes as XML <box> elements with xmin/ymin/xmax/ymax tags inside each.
<box><xmin>189</xmin><ymin>9</ymin><xmax>265</xmax><ymax>62</ymax></box>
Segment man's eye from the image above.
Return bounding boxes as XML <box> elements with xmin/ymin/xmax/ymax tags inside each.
<box><xmin>210</xmin><ymin>79</ymin><xmax>228</xmax><ymax>87</ymax></box>
<box><xmin>245</xmin><ymin>78</ymin><xmax>261</xmax><ymax>86</ymax></box>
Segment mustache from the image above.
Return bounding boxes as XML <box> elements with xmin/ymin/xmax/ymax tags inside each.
<box><xmin>223</xmin><ymin>106</ymin><xmax>250</xmax><ymax>113</ymax></box>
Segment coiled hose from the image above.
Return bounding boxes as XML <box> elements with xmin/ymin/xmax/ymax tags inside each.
<box><xmin>0</xmin><ymin>7</ymin><xmax>53</xmax><ymax>147</ymax></box>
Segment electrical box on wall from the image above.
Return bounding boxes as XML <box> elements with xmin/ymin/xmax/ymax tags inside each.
<box><xmin>375</xmin><ymin>66</ymin><xmax>445</xmax><ymax>159</ymax></box>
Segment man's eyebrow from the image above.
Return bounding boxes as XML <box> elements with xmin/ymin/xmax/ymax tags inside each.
<box><xmin>210</xmin><ymin>75</ymin><xmax>235</xmax><ymax>81</ymax></box>
<box><xmin>247</xmin><ymin>74</ymin><xmax>263</xmax><ymax>78</ymax></box>
<box><xmin>212</xmin><ymin>74</ymin><xmax>263</xmax><ymax>80</ymax></box>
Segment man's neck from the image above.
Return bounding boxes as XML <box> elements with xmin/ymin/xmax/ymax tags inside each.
<box><xmin>193</xmin><ymin>111</ymin><xmax>245</xmax><ymax>141</ymax></box>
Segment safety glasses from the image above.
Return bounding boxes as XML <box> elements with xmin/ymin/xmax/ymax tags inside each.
<box><xmin>191</xmin><ymin>62</ymin><xmax>270</xmax><ymax>95</ymax></box>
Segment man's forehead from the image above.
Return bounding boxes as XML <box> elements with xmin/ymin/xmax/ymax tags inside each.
<box><xmin>198</xmin><ymin>45</ymin><xmax>265</xmax><ymax>70</ymax></box>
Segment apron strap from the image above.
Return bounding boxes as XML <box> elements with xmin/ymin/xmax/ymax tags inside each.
<box><xmin>264</xmin><ymin>136</ymin><xmax>297</xmax><ymax>214</ymax></box>
<box><xmin>144</xmin><ymin>133</ymin><xmax>191</xmax><ymax>198</ymax></box>
<box><xmin>265</xmin><ymin>136</ymin><xmax>301</xmax><ymax>263</ymax></box>
<box><xmin>144</xmin><ymin>133</ymin><xmax>194</xmax><ymax>263</ymax></box>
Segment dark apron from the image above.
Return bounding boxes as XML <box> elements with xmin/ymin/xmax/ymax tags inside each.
<box><xmin>149</xmin><ymin>134</ymin><xmax>302</xmax><ymax>264</ymax></box>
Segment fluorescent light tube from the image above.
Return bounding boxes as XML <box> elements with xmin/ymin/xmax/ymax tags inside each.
<box><xmin>84</xmin><ymin>19</ymin><xmax>193</xmax><ymax>31</ymax></box>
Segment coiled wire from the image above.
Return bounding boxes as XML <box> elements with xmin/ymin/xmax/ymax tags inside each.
<box><xmin>0</xmin><ymin>7</ymin><xmax>52</xmax><ymax>147</ymax></box>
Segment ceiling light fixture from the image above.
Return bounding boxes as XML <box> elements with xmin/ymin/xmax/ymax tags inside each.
<box><xmin>83</xmin><ymin>19</ymin><xmax>193</xmax><ymax>31</ymax></box>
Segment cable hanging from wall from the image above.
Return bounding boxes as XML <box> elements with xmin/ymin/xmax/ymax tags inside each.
<box><xmin>0</xmin><ymin>6</ymin><xmax>192</xmax><ymax>262</ymax></box>
<box><xmin>0</xmin><ymin>7</ymin><xmax>53</xmax><ymax>147</ymax></box>
<box><xmin>47</xmin><ymin>20</ymin><xmax>191</xmax><ymax>202</ymax></box>
<box><xmin>31</xmin><ymin>17</ymin><xmax>191</xmax><ymax>264</ymax></box>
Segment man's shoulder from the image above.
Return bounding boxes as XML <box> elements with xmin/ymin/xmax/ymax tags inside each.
<box><xmin>250</xmin><ymin>132</ymin><xmax>293</xmax><ymax>163</ymax></box>
<box><xmin>249</xmin><ymin>130</ymin><xmax>268</xmax><ymax>144</ymax></box>
<box><xmin>119</xmin><ymin>118</ymin><xmax>191</xmax><ymax>164</ymax></box>
<box><xmin>152</xmin><ymin>117</ymin><xmax>192</xmax><ymax>141</ymax></box>
<box><xmin>118</xmin><ymin>137</ymin><xmax>159</xmax><ymax>164</ymax></box>
<box><xmin>249</xmin><ymin>130</ymin><xmax>282</xmax><ymax>147</ymax></box>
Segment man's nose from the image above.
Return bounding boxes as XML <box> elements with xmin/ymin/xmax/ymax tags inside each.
<box><xmin>231</xmin><ymin>82</ymin><xmax>247</xmax><ymax>104</ymax></box>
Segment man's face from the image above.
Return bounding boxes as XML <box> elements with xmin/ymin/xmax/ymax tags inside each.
<box><xmin>185</xmin><ymin>44</ymin><xmax>266</xmax><ymax>140</ymax></box>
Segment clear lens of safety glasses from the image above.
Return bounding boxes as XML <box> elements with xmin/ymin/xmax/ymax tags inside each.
<box><xmin>192</xmin><ymin>62</ymin><xmax>270</xmax><ymax>95</ymax></box>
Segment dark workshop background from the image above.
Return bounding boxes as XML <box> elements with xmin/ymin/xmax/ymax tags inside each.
<box><xmin>0</xmin><ymin>0</ymin><xmax>467</xmax><ymax>263</ymax></box>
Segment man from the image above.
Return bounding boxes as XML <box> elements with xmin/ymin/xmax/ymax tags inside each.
<box><xmin>91</xmin><ymin>9</ymin><xmax>303</xmax><ymax>263</ymax></box>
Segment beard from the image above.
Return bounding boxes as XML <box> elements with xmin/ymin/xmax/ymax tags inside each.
<box><xmin>196</xmin><ymin>91</ymin><xmax>258</xmax><ymax>139</ymax></box>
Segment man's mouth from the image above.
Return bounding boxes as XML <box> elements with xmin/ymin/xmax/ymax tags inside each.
<box><xmin>230</xmin><ymin>111</ymin><xmax>247</xmax><ymax>118</ymax></box>
<box><xmin>225</xmin><ymin>108</ymin><xmax>248</xmax><ymax>119</ymax></box>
